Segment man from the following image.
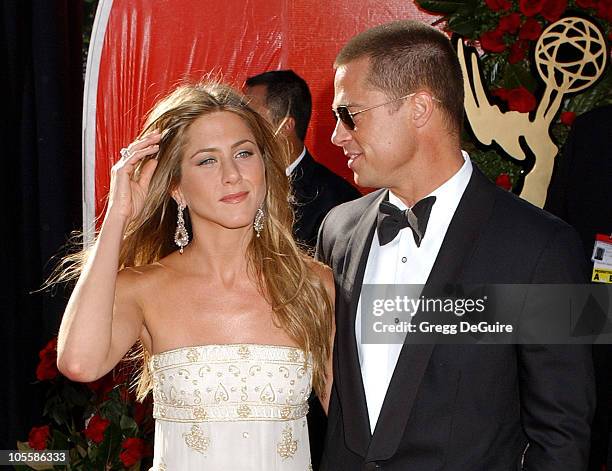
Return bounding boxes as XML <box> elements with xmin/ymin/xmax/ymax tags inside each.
<box><xmin>316</xmin><ymin>20</ymin><xmax>595</xmax><ymax>470</ymax></box>
<box><xmin>245</xmin><ymin>70</ymin><xmax>361</xmax><ymax>248</ymax></box>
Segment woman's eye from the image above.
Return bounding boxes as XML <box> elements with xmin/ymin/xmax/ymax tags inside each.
<box><xmin>197</xmin><ymin>157</ymin><xmax>216</xmax><ymax>166</ymax></box>
<box><xmin>235</xmin><ymin>150</ymin><xmax>253</xmax><ymax>159</ymax></box>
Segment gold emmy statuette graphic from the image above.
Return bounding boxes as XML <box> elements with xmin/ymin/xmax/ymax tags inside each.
<box><xmin>458</xmin><ymin>17</ymin><xmax>607</xmax><ymax>207</ymax></box>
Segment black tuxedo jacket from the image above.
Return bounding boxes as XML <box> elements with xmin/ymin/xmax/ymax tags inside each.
<box><xmin>316</xmin><ymin>166</ymin><xmax>595</xmax><ymax>471</ymax></box>
<box><xmin>291</xmin><ymin>150</ymin><xmax>361</xmax><ymax>248</ymax></box>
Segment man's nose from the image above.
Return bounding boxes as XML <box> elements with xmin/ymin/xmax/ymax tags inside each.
<box><xmin>331</xmin><ymin>118</ymin><xmax>352</xmax><ymax>147</ymax></box>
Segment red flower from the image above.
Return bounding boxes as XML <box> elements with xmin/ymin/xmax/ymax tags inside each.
<box><xmin>480</xmin><ymin>29</ymin><xmax>507</xmax><ymax>53</ymax></box>
<box><xmin>28</xmin><ymin>425</ymin><xmax>50</xmax><ymax>450</ymax></box>
<box><xmin>485</xmin><ymin>0</ymin><xmax>513</xmax><ymax>11</ymax></box>
<box><xmin>499</xmin><ymin>13</ymin><xmax>522</xmax><ymax>33</ymax></box>
<box><xmin>509</xmin><ymin>40</ymin><xmax>529</xmax><ymax>64</ymax></box>
<box><xmin>36</xmin><ymin>338</ymin><xmax>59</xmax><ymax>381</ymax></box>
<box><xmin>496</xmin><ymin>173</ymin><xmax>513</xmax><ymax>190</ymax></box>
<box><xmin>560</xmin><ymin>111</ymin><xmax>576</xmax><ymax>126</ymax></box>
<box><xmin>596</xmin><ymin>1</ymin><xmax>612</xmax><ymax>22</ymax></box>
<box><xmin>519</xmin><ymin>18</ymin><xmax>543</xmax><ymax>40</ymax></box>
<box><xmin>83</xmin><ymin>414</ymin><xmax>111</xmax><ymax>444</ymax></box>
<box><xmin>491</xmin><ymin>87</ymin><xmax>510</xmax><ymax>101</ymax></box>
<box><xmin>120</xmin><ymin>437</ymin><xmax>151</xmax><ymax>468</ymax></box>
<box><xmin>541</xmin><ymin>0</ymin><xmax>568</xmax><ymax>21</ymax></box>
<box><xmin>576</xmin><ymin>0</ymin><xmax>596</xmax><ymax>8</ymax></box>
<box><xmin>507</xmin><ymin>86</ymin><xmax>537</xmax><ymax>112</ymax></box>
<box><xmin>519</xmin><ymin>0</ymin><xmax>544</xmax><ymax>16</ymax></box>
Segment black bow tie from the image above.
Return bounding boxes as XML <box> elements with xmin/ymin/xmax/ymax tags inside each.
<box><xmin>377</xmin><ymin>196</ymin><xmax>436</xmax><ymax>247</ymax></box>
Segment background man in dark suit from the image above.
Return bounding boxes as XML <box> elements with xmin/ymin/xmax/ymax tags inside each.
<box><xmin>245</xmin><ymin>70</ymin><xmax>361</xmax><ymax>248</ymax></box>
<box><xmin>317</xmin><ymin>20</ymin><xmax>595</xmax><ymax>470</ymax></box>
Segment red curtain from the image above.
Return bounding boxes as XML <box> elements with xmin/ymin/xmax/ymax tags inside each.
<box><xmin>85</xmin><ymin>0</ymin><xmax>437</xmax><ymax>229</ymax></box>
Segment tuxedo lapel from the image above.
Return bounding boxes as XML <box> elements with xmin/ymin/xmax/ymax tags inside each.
<box><xmin>337</xmin><ymin>189</ymin><xmax>387</xmax><ymax>456</ymax></box>
<box><xmin>366</xmin><ymin>167</ymin><xmax>498</xmax><ymax>461</ymax></box>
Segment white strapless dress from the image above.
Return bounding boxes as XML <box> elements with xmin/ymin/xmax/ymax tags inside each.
<box><xmin>149</xmin><ymin>344</ymin><xmax>313</xmax><ymax>470</ymax></box>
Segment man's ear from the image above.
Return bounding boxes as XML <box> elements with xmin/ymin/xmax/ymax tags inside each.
<box><xmin>412</xmin><ymin>92</ymin><xmax>435</xmax><ymax>129</ymax></box>
<box><xmin>274</xmin><ymin>116</ymin><xmax>295</xmax><ymax>136</ymax></box>
<box><xmin>283</xmin><ymin>116</ymin><xmax>296</xmax><ymax>134</ymax></box>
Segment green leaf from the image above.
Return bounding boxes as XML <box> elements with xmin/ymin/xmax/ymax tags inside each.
<box><xmin>565</xmin><ymin>68</ymin><xmax>612</xmax><ymax>114</ymax></box>
<box><xmin>502</xmin><ymin>62</ymin><xmax>538</xmax><ymax>90</ymax></box>
<box><xmin>448</xmin><ymin>14</ymin><xmax>479</xmax><ymax>36</ymax></box>
<box><xmin>469</xmin><ymin>148</ymin><xmax>524</xmax><ymax>188</ymax></box>
<box><xmin>50</xmin><ymin>429</ymin><xmax>70</xmax><ymax>450</ymax></box>
<box><xmin>119</xmin><ymin>414</ymin><xmax>138</xmax><ymax>435</ymax></box>
<box><xmin>416</xmin><ymin>0</ymin><xmax>469</xmax><ymax>14</ymax></box>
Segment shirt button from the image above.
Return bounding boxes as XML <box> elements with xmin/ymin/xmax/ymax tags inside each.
<box><xmin>242</xmin><ymin>432</ymin><xmax>249</xmax><ymax>438</ymax></box>
<box><xmin>401</xmin><ymin>256</ymin><xmax>407</xmax><ymax>263</ymax></box>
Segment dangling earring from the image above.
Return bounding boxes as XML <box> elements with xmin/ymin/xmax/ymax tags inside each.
<box><xmin>253</xmin><ymin>206</ymin><xmax>265</xmax><ymax>238</ymax></box>
<box><xmin>174</xmin><ymin>203</ymin><xmax>189</xmax><ymax>253</ymax></box>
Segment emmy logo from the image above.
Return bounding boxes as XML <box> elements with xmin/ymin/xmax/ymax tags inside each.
<box><xmin>458</xmin><ymin>17</ymin><xmax>607</xmax><ymax>207</ymax></box>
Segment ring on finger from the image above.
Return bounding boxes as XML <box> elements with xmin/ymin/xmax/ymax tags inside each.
<box><xmin>120</xmin><ymin>147</ymin><xmax>132</xmax><ymax>160</ymax></box>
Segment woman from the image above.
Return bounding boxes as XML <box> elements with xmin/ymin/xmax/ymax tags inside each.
<box><xmin>56</xmin><ymin>82</ymin><xmax>334</xmax><ymax>470</ymax></box>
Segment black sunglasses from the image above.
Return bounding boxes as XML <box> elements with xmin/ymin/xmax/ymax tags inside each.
<box><xmin>332</xmin><ymin>93</ymin><xmax>415</xmax><ymax>131</ymax></box>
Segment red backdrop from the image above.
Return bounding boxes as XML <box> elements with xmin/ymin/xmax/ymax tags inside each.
<box><xmin>84</xmin><ymin>0</ymin><xmax>437</xmax><ymax>231</ymax></box>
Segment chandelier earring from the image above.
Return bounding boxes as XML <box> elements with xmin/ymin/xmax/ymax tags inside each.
<box><xmin>174</xmin><ymin>203</ymin><xmax>189</xmax><ymax>253</ymax></box>
<box><xmin>253</xmin><ymin>205</ymin><xmax>265</xmax><ymax>237</ymax></box>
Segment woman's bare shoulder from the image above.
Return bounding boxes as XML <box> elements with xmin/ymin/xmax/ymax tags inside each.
<box><xmin>117</xmin><ymin>255</ymin><xmax>178</xmax><ymax>296</ymax></box>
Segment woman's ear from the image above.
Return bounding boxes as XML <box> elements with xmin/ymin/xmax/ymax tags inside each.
<box><xmin>171</xmin><ymin>187</ymin><xmax>186</xmax><ymax>207</ymax></box>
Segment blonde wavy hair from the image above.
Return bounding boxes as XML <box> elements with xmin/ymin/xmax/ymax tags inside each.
<box><xmin>56</xmin><ymin>81</ymin><xmax>333</xmax><ymax>400</ymax></box>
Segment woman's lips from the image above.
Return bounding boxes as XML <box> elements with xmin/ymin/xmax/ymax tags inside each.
<box><xmin>220</xmin><ymin>191</ymin><xmax>249</xmax><ymax>203</ymax></box>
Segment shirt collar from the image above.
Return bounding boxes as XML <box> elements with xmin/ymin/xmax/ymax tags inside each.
<box><xmin>286</xmin><ymin>146</ymin><xmax>307</xmax><ymax>176</ymax></box>
<box><xmin>388</xmin><ymin>150</ymin><xmax>472</xmax><ymax>211</ymax></box>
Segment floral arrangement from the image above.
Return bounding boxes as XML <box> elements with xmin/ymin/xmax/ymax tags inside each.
<box><xmin>18</xmin><ymin>338</ymin><xmax>154</xmax><ymax>470</ymax></box>
<box><xmin>416</xmin><ymin>0</ymin><xmax>612</xmax><ymax>190</ymax></box>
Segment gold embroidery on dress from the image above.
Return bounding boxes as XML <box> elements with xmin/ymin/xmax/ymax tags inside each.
<box><xmin>237</xmin><ymin>404</ymin><xmax>252</xmax><ymax>418</ymax></box>
<box><xmin>178</xmin><ymin>368</ymin><xmax>191</xmax><ymax>378</ymax></box>
<box><xmin>260</xmin><ymin>383</ymin><xmax>276</xmax><ymax>403</ymax></box>
<box><xmin>186</xmin><ymin>348</ymin><xmax>200</xmax><ymax>362</ymax></box>
<box><xmin>228</xmin><ymin>364</ymin><xmax>241</xmax><ymax>377</ymax></box>
<box><xmin>280</xmin><ymin>406</ymin><xmax>292</xmax><ymax>419</ymax></box>
<box><xmin>193</xmin><ymin>406</ymin><xmax>208</xmax><ymax>420</ymax></box>
<box><xmin>214</xmin><ymin>383</ymin><xmax>229</xmax><ymax>403</ymax></box>
<box><xmin>237</xmin><ymin>345</ymin><xmax>251</xmax><ymax>359</ymax></box>
<box><xmin>277</xmin><ymin>425</ymin><xmax>298</xmax><ymax>459</ymax></box>
<box><xmin>287</xmin><ymin>348</ymin><xmax>300</xmax><ymax>363</ymax></box>
<box><xmin>183</xmin><ymin>424</ymin><xmax>210</xmax><ymax>454</ymax></box>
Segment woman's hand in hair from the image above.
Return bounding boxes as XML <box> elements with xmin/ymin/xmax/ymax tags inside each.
<box><xmin>108</xmin><ymin>132</ymin><xmax>161</xmax><ymax>223</ymax></box>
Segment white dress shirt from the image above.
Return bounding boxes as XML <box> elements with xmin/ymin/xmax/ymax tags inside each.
<box><xmin>285</xmin><ymin>146</ymin><xmax>307</xmax><ymax>176</ymax></box>
<box><xmin>356</xmin><ymin>152</ymin><xmax>473</xmax><ymax>431</ymax></box>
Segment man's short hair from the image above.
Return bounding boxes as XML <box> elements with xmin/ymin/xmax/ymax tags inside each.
<box><xmin>335</xmin><ymin>20</ymin><xmax>464</xmax><ymax>135</ymax></box>
<box><xmin>245</xmin><ymin>70</ymin><xmax>312</xmax><ymax>141</ymax></box>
